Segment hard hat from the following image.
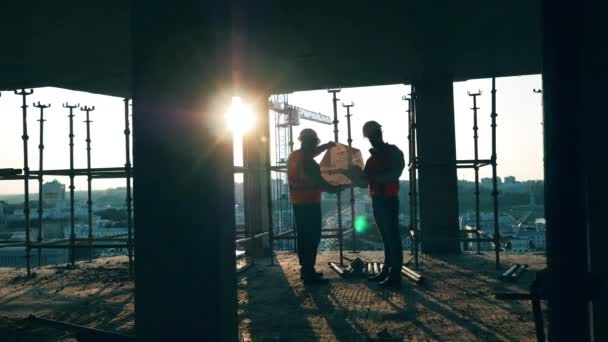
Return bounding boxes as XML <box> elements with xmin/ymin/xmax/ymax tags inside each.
<box><xmin>299</xmin><ymin>128</ymin><xmax>319</xmax><ymax>141</ymax></box>
<box><xmin>362</xmin><ymin>121</ymin><xmax>382</xmax><ymax>138</ymax></box>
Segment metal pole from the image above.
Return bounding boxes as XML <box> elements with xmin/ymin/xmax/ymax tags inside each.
<box><xmin>343</xmin><ymin>102</ymin><xmax>357</xmax><ymax>253</ymax></box>
<box><xmin>267</xmin><ymin>160</ymin><xmax>274</xmax><ymax>265</ymax></box>
<box><xmin>123</xmin><ymin>98</ymin><xmax>134</xmax><ymax>278</ymax></box>
<box><xmin>404</xmin><ymin>95</ymin><xmax>417</xmax><ymax>266</ymax></box>
<box><xmin>34</xmin><ymin>101</ymin><xmax>50</xmax><ymax>267</ymax></box>
<box><xmin>468</xmin><ymin>90</ymin><xmax>482</xmax><ymax>255</ymax></box>
<box><xmin>404</xmin><ymin>96</ymin><xmax>413</xmax><ymax>254</ymax></box>
<box><xmin>287</xmin><ymin>104</ymin><xmax>297</xmax><ymax>253</ymax></box>
<box><xmin>328</xmin><ymin>89</ymin><xmax>344</xmax><ymax>265</ymax></box>
<box><xmin>81</xmin><ymin>105</ymin><xmax>95</xmax><ymax>262</ymax></box>
<box><xmin>16</xmin><ymin>89</ymin><xmax>33</xmax><ymax>276</ymax></box>
<box><xmin>410</xmin><ymin>88</ymin><xmax>420</xmax><ymax>270</ymax></box>
<box><xmin>491</xmin><ymin>78</ymin><xmax>500</xmax><ymax>270</ymax></box>
<box><xmin>64</xmin><ymin>102</ymin><xmax>79</xmax><ymax>268</ymax></box>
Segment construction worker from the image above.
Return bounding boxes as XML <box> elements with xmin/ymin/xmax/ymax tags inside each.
<box><xmin>288</xmin><ymin>128</ymin><xmax>341</xmax><ymax>284</ymax></box>
<box><xmin>344</xmin><ymin>121</ymin><xmax>405</xmax><ymax>288</ymax></box>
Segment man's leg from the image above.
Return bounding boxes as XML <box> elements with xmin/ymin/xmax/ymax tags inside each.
<box><xmin>298</xmin><ymin>204</ymin><xmax>327</xmax><ymax>284</ymax></box>
<box><xmin>385</xmin><ymin>197</ymin><xmax>403</xmax><ymax>275</ymax></box>
<box><xmin>309</xmin><ymin>204</ymin><xmax>323</xmax><ymax>272</ymax></box>
<box><xmin>373</xmin><ymin>199</ymin><xmax>391</xmax><ymax>270</ymax></box>
<box><xmin>370</xmin><ymin>199</ymin><xmax>391</xmax><ymax>281</ymax></box>
<box><xmin>378</xmin><ymin>197</ymin><xmax>403</xmax><ymax>288</ymax></box>
<box><xmin>293</xmin><ymin>205</ymin><xmax>310</xmax><ymax>274</ymax></box>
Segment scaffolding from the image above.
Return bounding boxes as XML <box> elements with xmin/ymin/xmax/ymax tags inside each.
<box><xmin>0</xmin><ymin>90</ymin><xmax>134</xmax><ymax>278</ymax></box>
<box><xmin>266</xmin><ymin>93</ymin><xmax>353</xmax><ymax>265</ymax></box>
<box><xmin>269</xmin><ymin>94</ymin><xmax>296</xmax><ymax>252</ymax></box>
<box><xmin>407</xmin><ymin>78</ymin><xmax>502</xmax><ymax>270</ymax></box>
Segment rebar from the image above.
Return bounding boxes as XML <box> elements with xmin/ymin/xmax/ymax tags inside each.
<box><xmin>123</xmin><ymin>98</ymin><xmax>134</xmax><ymax>277</ymax></box>
<box><xmin>80</xmin><ymin>105</ymin><xmax>95</xmax><ymax>262</ymax></box>
<box><xmin>15</xmin><ymin>89</ymin><xmax>34</xmax><ymax>277</ymax></box>
<box><xmin>343</xmin><ymin>101</ymin><xmax>357</xmax><ymax>253</ymax></box>
<box><xmin>328</xmin><ymin>89</ymin><xmax>344</xmax><ymax>266</ymax></box>
<box><xmin>63</xmin><ymin>102</ymin><xmax>79</xmax><ymax>267</ymax></box>
<box><xmin>33</xmin><ymin>101</ymin><xmax>50</xmax><ymax>267</ymax></box>
<box><xmin>468</xmin><ymin>90</ymin><xmax>483</xmax><ymax>255</ymax></box>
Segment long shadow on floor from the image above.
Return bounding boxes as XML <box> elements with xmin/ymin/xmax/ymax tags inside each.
<box><xmin>238</xmin><ymin>255</ymin><xmax>319</xmax><ymax>341</ymax></box>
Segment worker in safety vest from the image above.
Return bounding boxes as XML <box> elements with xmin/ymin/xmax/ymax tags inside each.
<box><xmin>344</xmin><ymin>121</ymin><xmax>405</xmax><ymax>288</ymax></box>
<box><xmin>288</xmin><ymin>128</ymin><xmax>341</xmax><ymax>284</ymax></box>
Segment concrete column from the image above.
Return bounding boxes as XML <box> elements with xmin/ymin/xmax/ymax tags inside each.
<box><xmin>242</xmin><ymin>99</ymin><xmax>271</xmax><ymax>257</ymax></box>
<box><xmin>132</xmin><ymin>2</ymin><xmax>237</xmax><ymax>341</ymax></box>
<box><xmin>543</xmin><ymin>1</ymin><xmax>605</xmax><ymax>340</ymax></box>
<box><xmin>583</xmin><ymin>4</ymin><xmax>608</xmax><ymax>340</ymax></box>
<box><xmin>414</xmin><ymin>75</ymin><xmax>460</xmax><ymax>254</ymax></box>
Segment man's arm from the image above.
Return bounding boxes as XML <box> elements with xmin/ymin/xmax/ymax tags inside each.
<box><xmin>347</xmin><ymin>164</ymin><xmax>370</xmax><ymax>188</ymax></box>
<box><xmin>314</xmin><ymin>141</ymin><xmax>336</xmax><ymax>157</ymax></box>
<box><xmin>302</xmin><ymin>159</ymin><xmax>340</xmax><ymax>193</ymax></box>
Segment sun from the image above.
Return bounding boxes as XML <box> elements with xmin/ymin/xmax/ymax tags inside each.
<box><xmin>226</xmin><ymin>96</ymin><xmax>255</xmax><ymax>134</ymax></box>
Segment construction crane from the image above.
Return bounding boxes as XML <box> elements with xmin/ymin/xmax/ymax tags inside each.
<box><xmin>269</xmin><ymin>98</ymin><xmax>333</xmax><ymax>126</ymax></box>
<box><xmin>269</xmin><ymin>94</ymin><xmax>332</xmax><ymax>251</ymax></box>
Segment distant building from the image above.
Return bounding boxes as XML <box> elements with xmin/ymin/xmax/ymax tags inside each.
<box><xmin>504</xmin><ymin>176</ymin><xmax>516</xmax><ymax>184</ymax></box>
<box><xmin>0</xmin><ymin>201</ymin><xmax>6</xmax><ymax>227</ymax></box>
<box><xmin>42</xmin><ymin>180</ymin><xmax>66</xmax><ymax>206</ymax></box>
<box><xmin>0</xmin><ymin>247</ymin><xmax>67</xmax><ymax>267</ymax></box>
<box><xmin>510</xmin><ymin>237</ymin><xmax>530</xmax><ymax>253</ymax></box>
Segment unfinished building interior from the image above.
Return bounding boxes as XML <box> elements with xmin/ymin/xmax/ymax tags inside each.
<box><xmin>0</xmin><ymin>1</ymin><xmax>606</xmax><ymax>341</ymax></box>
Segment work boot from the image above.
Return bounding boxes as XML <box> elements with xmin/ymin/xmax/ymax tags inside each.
<box><xmin>302</xmin><ymin>273</ymin><xmax>329</xmax><ymax>285</ymax></box>
<box><xmin>300</xmin><ymin>270</ymin><xmax>323</xmax><ymax>280</ymax></box>
<box><xmin>367</xmin><ymin>269</ymin><xmax>389</xmax><ymax>282</ymax></box>
<box><xmin>378</xmin><ymin>273</ymin><xmax>402</xmax><ymax>289</ymax></box>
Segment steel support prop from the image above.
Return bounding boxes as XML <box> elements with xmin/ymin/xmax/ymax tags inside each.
<box><xmin>33</xmin><ymin>101</ymin><xmax>50</xmax><ymax>267</ymax></box>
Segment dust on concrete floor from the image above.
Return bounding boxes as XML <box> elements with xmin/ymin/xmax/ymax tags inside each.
<box><xmin>0</xmin><ymin>252</ymin><xmax>545</xmax><ymax>341</ymax></box>
<box><xmin>0</xmin><ymin>256</ymin><xmax>134</xmax><ymax>341</ymax></box>
<box><xmin>238</xmin><ymin>251</ymin><xmax>546</xmax><ymax>341</ymax></box>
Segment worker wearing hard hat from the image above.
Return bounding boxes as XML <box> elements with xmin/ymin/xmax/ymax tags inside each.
<box><xmin>344</xmin><ymin>121</ymin><xmax>405</xmax><ymax>288</ymax></box>
<box><xmin>288</xmin><ymin>128</ymin><xmax>341</xmax><ymax>285</ymax></box>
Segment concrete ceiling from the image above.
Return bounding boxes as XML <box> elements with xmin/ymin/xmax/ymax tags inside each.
<box><xmin>0</xmin><ymin>1</ymin><xmax>541</xmax><ymax>97</ymax></box>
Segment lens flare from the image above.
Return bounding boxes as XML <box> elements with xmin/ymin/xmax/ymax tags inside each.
<box><xmin>226</xmin><ymin>96</ymin><xmax>255</xmax><ymax>134</ymax></box>
<box><xmin>354</xmin><ymin>215</ymin><xmax>368</xmax><ymax>233</ymax></box>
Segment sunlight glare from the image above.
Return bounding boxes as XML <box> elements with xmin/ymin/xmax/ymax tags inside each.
<box><xmin>226</xmin><ymin>96</ymin><xmax>255</xmax><ymax>134</ymax></box>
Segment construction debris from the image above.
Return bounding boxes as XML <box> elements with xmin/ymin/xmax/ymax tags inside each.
<box><xmin>500</xmin><ymin>264</ymin><xmax>528</xmax><ymax>282</ymax></box>
<box><xmin>401</xmin><ymin>265</ymin><xmax>424</xmax><ymax>284</ymax></box>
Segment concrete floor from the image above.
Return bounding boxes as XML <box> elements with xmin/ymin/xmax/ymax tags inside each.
<box><xmin>239</xmin><ymin>251</ymin><xmax>546</xmax><ymax>341</ymax></box>
<box><xmin>0</xmin><ymin>251</ymin><xmax>546</xmax><ymax>341</ymax></box>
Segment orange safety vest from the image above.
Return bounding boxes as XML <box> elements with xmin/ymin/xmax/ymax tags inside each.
<box><xmin>367</xmin><ymin>147</ymin><xmax>400</xmax><ymax>197</ymax></box>
<box><xmin>287</xmin><ymin>150</ymin><xmax>322</xmax><ymax>204</ymax></box>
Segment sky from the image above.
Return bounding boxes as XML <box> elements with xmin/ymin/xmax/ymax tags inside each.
<box><xmin>0</xmin><ymin>74</ymin><xmax>543</xmax><ymax>195</ymax></box>
<box><xmin>280</xmin><ymin>74</ymin><xmax>544</xmax><ymax>182</ymax></box>
<box><xmin>0</xmin><ymin>88</ymin><xmax>130</xmax><ymax>195</ymax></box>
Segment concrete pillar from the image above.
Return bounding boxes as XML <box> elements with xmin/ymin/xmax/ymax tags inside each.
<box><xmin>414</xmin><ymin>75</ymin><xmax>460</xmax><ymax>254</ymax></box>
<box><xmin>583</xmin><ymin>5</ymin><xmax>608</xmax><ymax>340</ymax></box>
<box><xmin>242</xmin><ymin>99</ymin><xmax>271</xmax><ymax>257</ymax></box>
<box><xmin>544</xmin><ymin>1</ymin><xmax>606</xmax><ymax>340</ymax></box>
<box><xmin>132</xmin><ymin>2</ymin><xmax>237</xmax><ymax>341</ymax></box>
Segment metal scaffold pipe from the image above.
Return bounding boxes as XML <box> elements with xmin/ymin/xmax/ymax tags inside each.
<box><xmin>16</xmin><ymin>89</ymin><xmax>34</xmax><ymax>276</ymax></box>
<box><xmin>81</xmin><ymin>105</ymin><xmax>95</xmax><ymax>262</ymax></box>
<box><xmin>468</xmin><ymin>90</ymin><xmax>483</xmax><ymax>255</ymax></box>
<box><xmin>405</xmin><ymin>87</ymin><xmax>420</xmax><ymax>270</ymax></box>
<box><xmin>63</xmin><ymin>102</ymin><xmax>79</xmax><ymax>268</ymax></box>
<box><xmin>328</xmin><ymin>88</ymin><xmax>344</xmax><ymax>266</ymax></box>
<box><xmin>491</xmin><ymin>77</ymin><xmax>500</xmax><ymax>270</ymax></box>
<box><xmin>34</xmin><ymin>101</ymin><xmax>50</xmax><ymax>267</ymax></box>
<box><xmin>343</xmin><ymin>101</ymin><xmax>357</xmax><ymax>253</ymax></box>
<box><xmin>124</xmin><ymin>98</ymin><xmax>134</xmax><ymax>278</ymax></box>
